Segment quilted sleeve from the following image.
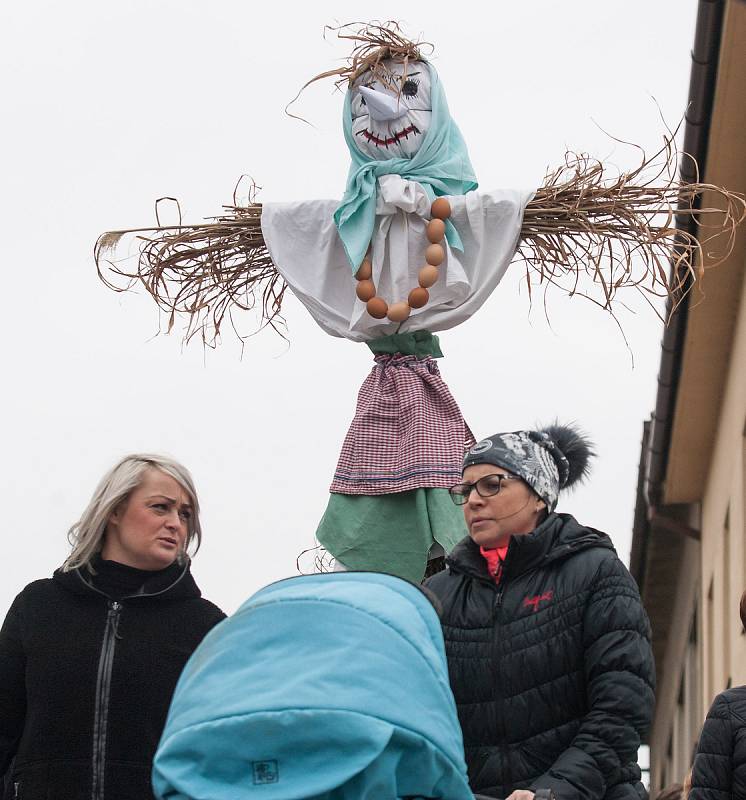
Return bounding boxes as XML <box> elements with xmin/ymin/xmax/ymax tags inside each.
<box><xmin>689</xmin><ymin>692</ymin><xmax>734</xmax><ymax>800</ymax></box>
<box><xmin>530</xmin><ymin>555</ymin><xmax>656</xmax><ymax>800</ymax></box>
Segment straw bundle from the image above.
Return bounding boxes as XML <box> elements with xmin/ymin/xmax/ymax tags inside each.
<box><xmin>517</xmin><ymin>133</ymin><xmax>746</xmax><ymax>317</ymax></box>
<box><xmin>95</xmin><ymin>195</ymin><xmax>286</xmax><ymax>346</ymax></box>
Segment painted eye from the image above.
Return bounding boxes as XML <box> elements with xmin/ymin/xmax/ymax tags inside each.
<box><xmin>401</xmin><ymin>79</ymin><xmax>419</xmax><ymax>98</ymax></box>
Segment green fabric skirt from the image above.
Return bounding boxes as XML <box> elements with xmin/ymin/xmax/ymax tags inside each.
<box><xmin>315</xmin><ymin>488</ymin><xmax>467</xmax><ymax>584</ymax></box>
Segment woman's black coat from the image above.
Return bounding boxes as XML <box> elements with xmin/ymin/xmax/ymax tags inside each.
<box><xmin>0</xmin><ymin>560</ymin><xmax>225</xmax><ymax>800</ymax></box>
<box><xmin>425</xmin><ymin>513</ymin><xmax>655</xmax><ymax>800</ymax></box>
<box><xmin>690</xmin><ymin>684</ymin><xmax>746</xmax><ymax>800</ymax></box>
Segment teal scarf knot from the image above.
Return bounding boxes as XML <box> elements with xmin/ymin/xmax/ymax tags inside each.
<box><xmin>334</xmin><ymin>62</ymin><xmax>478</xmax><ymax>272</ymax></box>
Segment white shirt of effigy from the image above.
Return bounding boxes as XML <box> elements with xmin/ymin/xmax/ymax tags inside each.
<box><xmin>261</xmin><ymin>174</ymin><xmax>534</xmax><ymax>342</ymax></box>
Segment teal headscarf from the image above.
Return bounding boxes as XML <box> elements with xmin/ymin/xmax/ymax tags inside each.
<box><xmin>334</xmin><ymin>61</ymin><xmax>478</xmax><ymax>272</ymax></box>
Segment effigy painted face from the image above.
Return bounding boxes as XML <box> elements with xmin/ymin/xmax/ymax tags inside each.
<box><xmin>349</xmin><ymin>59</ymin><xmax>432</xmax><ymax>160</ymax></box>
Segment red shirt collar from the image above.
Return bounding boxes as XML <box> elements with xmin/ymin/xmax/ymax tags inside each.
<box><xmin>479</xmin><ymin>544</ymin><xmax>509</xmax><ymax>582</ymax></box>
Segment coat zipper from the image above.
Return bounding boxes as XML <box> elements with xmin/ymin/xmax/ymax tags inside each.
<box><xmin>73</xmin><ymin>562</ymin><xmax>187</xmax><ymax>800</ymax></box>
<box><xmin>91</xmin><ymin>601</ymin><xmax>121</xmax><ymax>800</ymax></box>
<box><xmin>492</xmin><ymin>572</ymin><xmax>511</xmax><ymax>795</ymax></box>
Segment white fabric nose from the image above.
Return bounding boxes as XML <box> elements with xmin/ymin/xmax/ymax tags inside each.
<box><xmin>359</xmin><ymin>85</ymin><xmax>407</xmax><ymax>122</ymax></box>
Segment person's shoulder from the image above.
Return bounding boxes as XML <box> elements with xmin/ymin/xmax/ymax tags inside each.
<box><xmin>425</xmin><ymin>540</ymin><xmax>473</xmax><ymax>592</ymax></box>
<box><xmin>549</xmin><ymin>516</ymin><xmax>616</xmax><ymax>571</ymax></box>
<box><xmin>165</xmin><ymin>596</ymin><xmax>225</xmax><ymax>644</ymax></box>
<box><xmin>2</xmin><ymin>577</ymin><xmax>61</xmax><ymax>622</ymax></box>
<box><xmin>14</xmin><ymin>576</ymin><xmax>59</xmax><ymax>601</ymax></box>
<box><xmin>190</xmin><ymin>596</ymin><xmax>227</xmax><ymax>625</ymax></box>
<box><xmin>549</xmin><ymin>517</ymin><xmax>643</xmax><ymax>608</ymax></box>
<box><xmin>423</xmin><ymin>567</ymin><xmax>456</xmax><ymax>593</ymax></box>
<box><xmin>714</xmin><ymin>684</ymin><xmax>746</xmax><ymax>719</ymax></box>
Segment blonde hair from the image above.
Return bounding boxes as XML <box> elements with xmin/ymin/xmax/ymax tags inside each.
<box><xmin>63</xmin><ymin>454</ymin><xmax>202</xmax><ymax>572</ymax></box>
<box><xmin>682</xmin><ymin>767</ymin><xmax>692</xmax><ymax>798</ymax></box>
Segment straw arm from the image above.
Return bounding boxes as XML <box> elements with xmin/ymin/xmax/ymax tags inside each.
<box><xmin>516</xmin><ymin>146</ymin><xmax>746</xmax><ymax>316</ymax></box>
<box><xmin>94</xmin><ymin>203</ymin><xmax>288</xmax><ymax>346</ymax></box>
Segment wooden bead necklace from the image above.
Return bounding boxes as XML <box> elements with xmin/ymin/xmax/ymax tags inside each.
<box><xmin>355</xmin><ymin>197</ymin><xmax>452</xmax><ymax>322</ymax></box>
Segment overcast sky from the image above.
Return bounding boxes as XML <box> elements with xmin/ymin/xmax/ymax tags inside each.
<box><xmin>0</xmin><ymin>1</ymin><xmax>697</xmax><ymax>616</ymax></box>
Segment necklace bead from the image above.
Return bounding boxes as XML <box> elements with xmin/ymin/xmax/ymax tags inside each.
<box><xmin>426</xmin><ymin>218</ymin><xmax>446</xmax><ymax>243</ymax></box>
<box><xmin>355</xmin><ymin>198</ymin><xmax>452</xmax><ymax>322</ymax></box>
<box><xmin>418</xmin><ymin>265</ymin><xmax>439</xmax><ymax>288</ymax></box>
<box><xmin>355</xmin><ymin>258</ymin><xmax>372</xmax><ymax>281</ymax></box>
<box><xmin>387</xmin><ymin>302</ymin><xmax>411</xmax><ymax>322</ymax></box>
<box><xmin>425</xmin><ymin>243</ymin><xmax>444</xmax><ymax>267</ymax></box>
<box><xmin>356</xmin><ymin>279</ymin><xmax>376</xmax><ymax>302</ymax></box>
<box><xmin>366</xmin><ymin>297</ymin><xmax>388</xmax><ymax>318</ymax></box>
<box><xmin>408</xmin><ymin>287</ymin><xmax>429</xmax><ymax>308</ymax></box>
<box><xmin>430</xmin><ymin>197</ymin><xmax>452</xmax><ymax>220</ymax></box>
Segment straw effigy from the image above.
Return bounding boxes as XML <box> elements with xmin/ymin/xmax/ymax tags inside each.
<box><xmin>95</xmin><ymin>22</ymin><xmax>746</xmax><ymax>346</ymax></box>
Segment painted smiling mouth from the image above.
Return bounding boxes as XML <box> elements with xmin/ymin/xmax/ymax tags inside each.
<box><xmin>356</xmin><ymin>124</ymin><xmax>420</xmax><ymax>147</ymax></box>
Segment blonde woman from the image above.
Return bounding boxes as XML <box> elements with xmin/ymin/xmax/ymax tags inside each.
<box><xmin>0</xmin><ymin>454</ymin><xmax>225</xmax><ymax>800</ymax></box>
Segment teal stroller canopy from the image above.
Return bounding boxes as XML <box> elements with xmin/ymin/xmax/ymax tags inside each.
<box><xmin>153</xmin><ymin>572</ymin><xmax>473</xmax><ymax>800</ymax></box>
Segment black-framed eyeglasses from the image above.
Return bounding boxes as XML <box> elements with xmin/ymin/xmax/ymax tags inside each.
<box><xmin>448</xmin><ymin>473</ymin><xmax>520</xmax><ymax>505</ymax></box>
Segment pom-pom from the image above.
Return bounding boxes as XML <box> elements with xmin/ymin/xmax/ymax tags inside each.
<box><xmin>538</xmin><ymin>422</ymin><xmax>595</xmax><ymax>488</ymax></box>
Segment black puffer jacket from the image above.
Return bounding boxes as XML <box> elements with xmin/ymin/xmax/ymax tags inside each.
<box><xmin>425</xmin><ymin>513</ymin><xmax>655</xmax><ymax>800</ymax></box>
<box><xmin>690</xmin><ymin>685</ymin><xmax>746</xmax><ymax>800</ymax></box>
<box><xmin>0</xmin><ymin>559</ymin><xmax>225</xmax><ymax>800</ymax></box>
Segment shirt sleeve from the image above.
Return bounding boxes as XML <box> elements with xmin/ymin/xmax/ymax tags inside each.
<box><xmin>530</xmin><ymin>555</ymin><xmax>656</xmax><ymax>800</ymax></box>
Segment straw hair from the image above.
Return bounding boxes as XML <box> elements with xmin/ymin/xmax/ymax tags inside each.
<box><xmin>285</xmin><ymin>21</ymin><xmax>432</xmax><ymax>122</ymax></box>
<box><xmin>63</xmin><ymin>454</ymin><xmax>202</xmax><ymax>572</ymax></box>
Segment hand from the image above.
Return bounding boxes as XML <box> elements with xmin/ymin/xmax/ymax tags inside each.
<box><xmin>505</xmin><ymin>792</ymin><xmax>535</xmax><ymax>800</ymax></box>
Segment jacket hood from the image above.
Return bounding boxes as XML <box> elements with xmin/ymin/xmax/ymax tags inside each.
<box><xmin>447</xmin><ymin>512</ymin><xmax>615</xmax><ymax>583</ymax></box>
<box><xmin>153</xmin><ymin>572</ymin><xmax>473</xmax><ymax>800</ymax></box>
<box><xmin>53</xmin><ymin>558</ymin><xmax>201</xmax><ymax>601</ymax></box>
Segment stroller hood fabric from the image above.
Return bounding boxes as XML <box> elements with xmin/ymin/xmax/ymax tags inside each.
<box><xmin>152</xmin><ymin>572</ymin><xmax>473</xmax><ymax>800</ymax></box>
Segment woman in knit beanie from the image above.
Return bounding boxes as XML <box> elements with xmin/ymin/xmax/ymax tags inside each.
<box><xmin>426</xmin><ymin>423</ymin><xmax>655</xmax><ymax>800</ymax></box>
